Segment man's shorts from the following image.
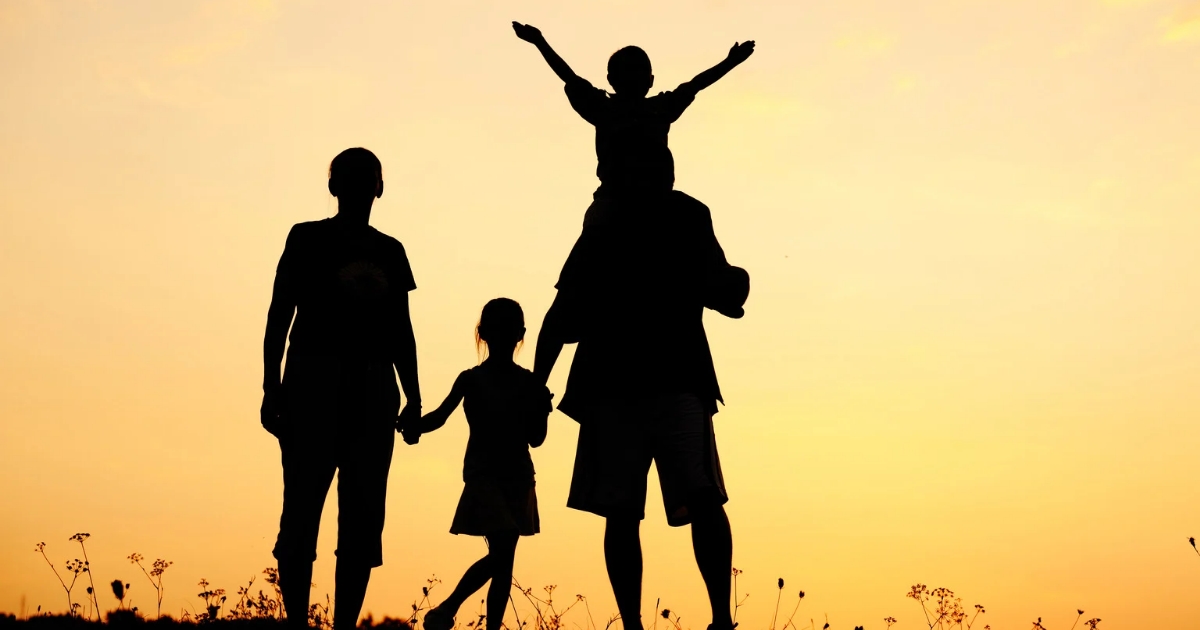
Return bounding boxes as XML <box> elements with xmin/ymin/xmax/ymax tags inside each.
<box><xmin>567</xmin><ymin>394</ymin><xmax>728</xmax><ymax>526</ymax></box>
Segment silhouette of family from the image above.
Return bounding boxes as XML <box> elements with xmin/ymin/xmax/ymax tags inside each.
<box><xmin>260</xmin><ymin>22</ymin><xmax>754</xmax><ymax>630</ymax></box>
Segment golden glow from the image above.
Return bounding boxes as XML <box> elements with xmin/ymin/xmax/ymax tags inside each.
<box><xmin>2</xmin><ymin>1</ymin><xmax>1199</xmax><ymax>628</ymax></box>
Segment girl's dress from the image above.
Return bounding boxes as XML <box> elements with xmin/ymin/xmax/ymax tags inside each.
<box><xmin>449</xmin><ymin>363</ymin><xmax>549</xmax><ymax>537</ymax></box>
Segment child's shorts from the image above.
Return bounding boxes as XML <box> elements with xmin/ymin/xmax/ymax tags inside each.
<box><xmin>450</xmin><ymin>477</ymin><xmax>540</xmax><ymax>537</ymax></box>
<box><xmin>567</xmin><ymin>394</ymin><xmax>728</xmax><ymax>527</ymax></box>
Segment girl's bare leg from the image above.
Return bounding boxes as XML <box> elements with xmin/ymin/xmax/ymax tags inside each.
<box><xmin>484</xmin><ymin>532</ymin><xmax>519</xmax><ymax>630</ymax></box>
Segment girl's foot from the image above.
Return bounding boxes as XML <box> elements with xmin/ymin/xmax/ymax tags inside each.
<box><xmin>424</xmin><ymin>606</ymin><xmax>455</xmax><ymax>630</ymax></box>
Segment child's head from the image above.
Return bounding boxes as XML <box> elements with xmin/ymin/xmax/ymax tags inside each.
<box><xmin>328</xmin><ymin>147</ymin><xmax>384</xmax><ymax>201</ymax></box>
<box><xmin>607</xmin><ymin>46</ymin><xmax>654</xmax><ymax>97</ymax></box>
<box><xmin>475</xmin><ymin>298</ymin><xmax>526</xmax><ymax>361</ymax></box>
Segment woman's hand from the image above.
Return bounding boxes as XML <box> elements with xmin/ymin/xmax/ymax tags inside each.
<box><xmin>260</xmin><ymin>386</ymin><xmax>286</xmax><ymax>438</ymax></box>
<box><xmin>396</xmin><ymin>400</ymin><xmax>422</xmax><ymax>437</ymax></box>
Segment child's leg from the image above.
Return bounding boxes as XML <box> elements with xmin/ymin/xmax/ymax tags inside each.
<box><xmin>435</xmin><ymin>554</ymin><xmax>493</xmax><ymax>615</ymax></box>
<box><xmin>483</xmin><ymin>532</ymin><xmax>519</xmax><ymax>630</ymax></box>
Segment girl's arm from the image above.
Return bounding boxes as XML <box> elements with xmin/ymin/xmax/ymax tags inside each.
<box><xmin>677</xmin><ymin>41</ymin><xmax>756</xmax><ymax>95</ymax></box>
<box><xmin>513</xmin><ymin>22</ymin><xmax>580</xmax><ymax>84</ymax></box>
<box><xmin>405</xmin><ymin>371</ymin><xmax>468</xmax><ymax>443</ymax></box>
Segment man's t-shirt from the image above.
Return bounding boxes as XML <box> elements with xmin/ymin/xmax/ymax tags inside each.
<box><xmin>565</xmin><ymin>77</ymin><xmax>696</xmax><ymax>198</ymax></box>
<box><xmin>553</xmin><ymin>192</ymin><xmax>741</xmax><ymax>419</ymax></box>
<box><xmin>274</xmin><ymin>218</ymin><xmax>416</xmax><ymax>364</ymax></box>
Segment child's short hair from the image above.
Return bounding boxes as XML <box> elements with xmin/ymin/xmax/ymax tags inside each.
<box><xmin>328</xmin><ymin>147</ymin><xmax>382</xmax><ymax>197</ymax></box>
<box><xmin>476</xmin><ymin>298</ymin><xmax>525</xmax><ymax>360</ymax></box>
<box><xmin>607</xmin><ymin>46</ymin><xmax>652</xmax><ymax>93</ymax></box>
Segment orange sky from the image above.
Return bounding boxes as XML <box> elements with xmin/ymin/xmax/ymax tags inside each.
<box><xmin>2</xmin><ymin>1</ymin><xmax>1200</xmax><ymax>628</ymax></box>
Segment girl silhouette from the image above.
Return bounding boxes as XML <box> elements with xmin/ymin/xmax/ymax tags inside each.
<box><xmin>403</xmin><ymin>298</ymin><xmax>552</xmax><ymax>630</ymax></box>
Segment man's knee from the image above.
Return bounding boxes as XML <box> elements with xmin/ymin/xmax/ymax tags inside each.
<box><xmin>687</xmin><ymin>501</ymin><xmax>728</xmax><ymax>525</ymax></box>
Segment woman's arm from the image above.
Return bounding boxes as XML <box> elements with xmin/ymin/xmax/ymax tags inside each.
<box><xmin>261</xmin><ymin>233</ymin><xmax>298</xmax><ymax>437</ymax></box>
<box><xmin>394</xmin><ymin>292</ymin><xmax>422</xmax><ymax>431</ymax></box>
<box><xmin>513</xmin><ymin>22</ymin><xmax>580</xmax><ymax>84</ymax></box>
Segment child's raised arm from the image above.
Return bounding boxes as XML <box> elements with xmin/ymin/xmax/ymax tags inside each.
<box><xmin>677</xmin><ymin>40</ymin><xmax>756</xmax><ymax>96</ymax></box>
<box><xmin>403</xmin><ymin>371</ymin><xmax>468</xmax><ymax>444</ymax></box>
<box><xmin>512</xmin><ymin>22</ymin><xmax>581</xmax><ymax>84</ymax></box>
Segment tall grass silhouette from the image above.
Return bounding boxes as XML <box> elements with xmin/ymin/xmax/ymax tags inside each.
<box><xmin>14</xmin><ymin>532</ymin><xmax>1159</xmax><ymax>629</ymax></box>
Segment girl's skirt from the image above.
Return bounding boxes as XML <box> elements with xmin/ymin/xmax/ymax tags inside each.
<box><xmin>449</xmin><ymin>477</ymin><xmax>539</xmax><ymax>537</ymax></box>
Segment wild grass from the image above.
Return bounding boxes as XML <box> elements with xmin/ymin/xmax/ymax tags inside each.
<box><xmin>28</xmin><ymin>531</ymin><xmax>1197</xmax><ymax>629</ymax></box>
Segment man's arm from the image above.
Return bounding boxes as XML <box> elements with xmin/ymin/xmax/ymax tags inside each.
<box><xmin>513</xmin><ymin>22</ymin><xmax>581</xmax><ymax>84</ymax></box>
<box><xmin>533</xmin><ymin>294</ymin><xmax>571</xmax><ymax>386</ymax></box>
<box><xmin>394</xmin><ymin>292</ymin><xmax>422</xmax><ymax>431</ymax></box>
<box><xmin>677</xmin><ymin>40</ymin><xmax>756</xmax><ymax>95</ymax></box>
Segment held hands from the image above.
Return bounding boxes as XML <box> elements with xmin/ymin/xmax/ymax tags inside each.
<box><xmin>397</xmin><ymin>400</ymin><xmax>423</xmax><ymax>444</ymax></box>
<box><xmin>727</xmin><ymin>40</ymin><xmax>756</xmax><ymax>64</ymax></box>
<box><xmin>512</xmin><ymin>21</ymin><xmax>545</xmax><ymax>45</ymax></box>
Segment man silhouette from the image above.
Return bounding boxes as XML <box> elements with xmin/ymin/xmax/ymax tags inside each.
<box><xmin>534</xmin><ymin>194</ymin><xmax>748</xmax><ymax>630</ymax></box>
<box><xmin>518</xmin><ymin>22</ymin><xmax>751</xmax><ymax>630</ymax></box>
<box><xmin>260</xmin><ymin>148</ymin><xmax>421</xmax><ymax>630</ymax></box>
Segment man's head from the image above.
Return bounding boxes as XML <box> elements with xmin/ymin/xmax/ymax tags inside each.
<box><xmin>607</xmin><ymin>46</ymin><xmax>654</xmax><ymax>97</ymax></box>
<box><xmin>328</xmin><ymin>147</ymin><xmax>383</xmax><ymax>201</ymax></box>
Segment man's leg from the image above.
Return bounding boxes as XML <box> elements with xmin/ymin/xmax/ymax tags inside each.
<box><xmin>605</xmin><ymin>517</ymin><xmax>644</xmax><ymax>630</ymax></box>
<box><xmin>690</xmin><ymin>505</ymin><xmax>733</xmax><ymax>629</ymax></box>
<box><xmin>655</xmin><ymin>395</ymin><xmax>733</xmax><ymax>630</ymax></box>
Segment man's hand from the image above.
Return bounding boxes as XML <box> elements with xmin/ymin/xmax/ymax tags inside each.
<box><xmin>260</xmin><ymin>386</ymin><xmax>286</xmax><ymax>438</ymax></box>
<box><xmin>726</xmin><ymin>40</ymin><xmax>756</xmax><ymax>64</ymax></box>
<box><xmin>512</xmin><ymin>21</ymin><xmax>545</xmax><ymax>45</ymax></box>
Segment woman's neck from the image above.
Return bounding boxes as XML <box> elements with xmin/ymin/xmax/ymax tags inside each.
<box><xmin>334</xmin><ymin>200</ymin><xmax>374</xmax><ymax>226</ymax></box>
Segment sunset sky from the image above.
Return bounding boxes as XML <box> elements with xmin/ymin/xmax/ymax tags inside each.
<box><xmin>2</xmin><ymin>0</ymin><xmax>1200</xmax><ymax>628</ymax></box>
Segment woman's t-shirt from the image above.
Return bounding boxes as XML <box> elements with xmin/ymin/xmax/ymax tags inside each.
<box><xmin>275</xmin><ymin>218</ymin><xmax>416</xmax><ymax>363</ymax></box>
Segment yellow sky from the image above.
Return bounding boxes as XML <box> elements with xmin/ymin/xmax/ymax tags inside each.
<box><xmin>2</xmin><ymin>0</ymin><xmax>1200</xmax><ymax>628</ymax></box>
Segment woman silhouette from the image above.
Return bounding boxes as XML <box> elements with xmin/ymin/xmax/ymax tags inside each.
<box><xmin>260</xmin><ymin>148</ymin><xmax>422</xmax><ymax>630</ymax></box>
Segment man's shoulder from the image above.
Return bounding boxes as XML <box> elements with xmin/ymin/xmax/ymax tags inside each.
<box><xmin>665</xmin><ymin>191</ymin><xmax>713</xmax><ymax>226</ymax></box>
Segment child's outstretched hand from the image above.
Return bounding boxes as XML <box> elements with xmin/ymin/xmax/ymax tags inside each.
<box><xmin>727</xmin><ymin>40</ymin><xmax>756</xmax><ymax>64</ymax></box>
<box><xmin>401</xmin><ymin>426</ymin><xmax>421</xmax><ymax>445</ymax></box>
<box><xmin>512</xmin><ymin>22</ymin><xmax>545</xmax><ymax>44</ymax></box>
